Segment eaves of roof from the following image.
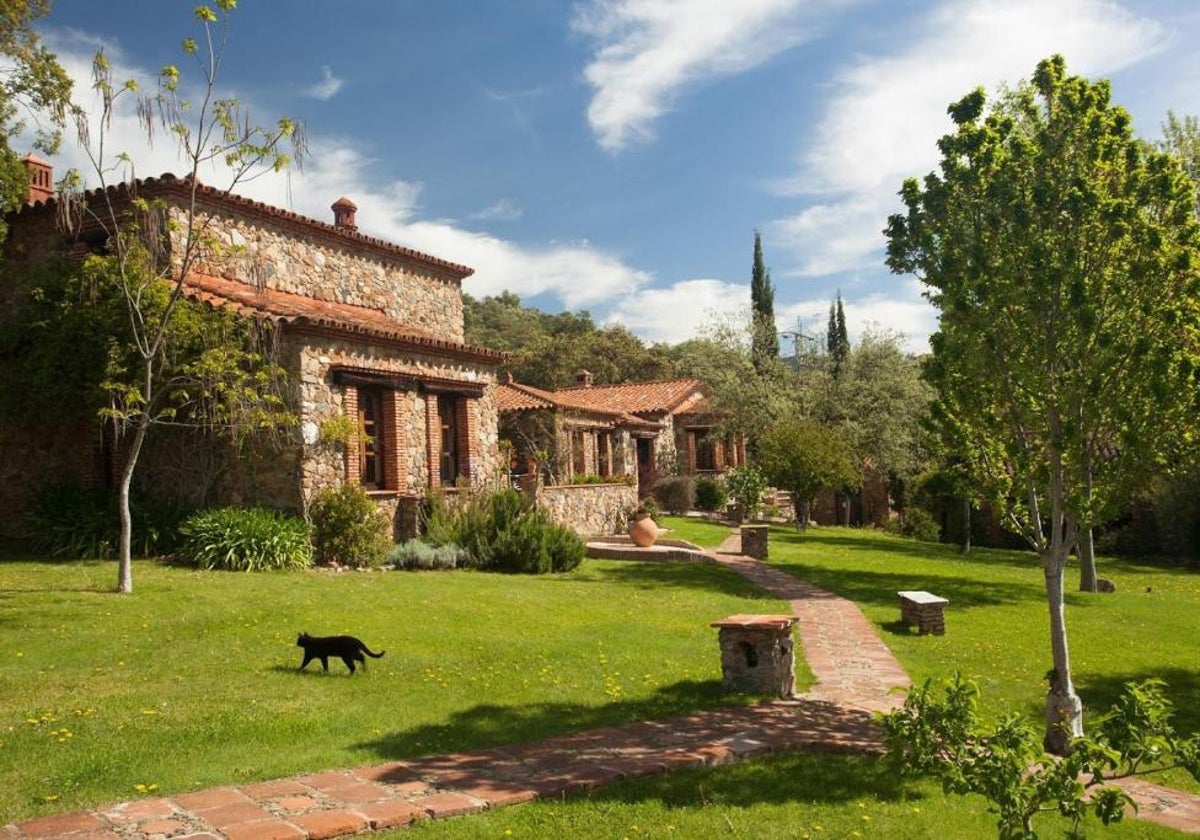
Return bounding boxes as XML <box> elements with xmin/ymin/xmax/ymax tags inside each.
<box><xmin>16</xmin><ymin>173</ymin><xmax>474</xmax><ymax>282</ymax></box>
<box><xmin>182</xmin><ymin>272</ymin><xmax>505</xmax><ymax>365</ymax></box>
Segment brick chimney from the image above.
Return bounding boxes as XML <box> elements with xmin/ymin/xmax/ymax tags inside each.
<box><xmin>331</xmin><ymin>197</ymin><xmax>357</xmax><ymax>231</ymax></box>
<box><xmin>574</xmin><ymin>369</ymin><xmax>593</xmax><ymax>388</ymax></box>
<box><xmin>22</xmin><ymin>153</ymin><xmax>53</xmax><ymax>204</ymax></box>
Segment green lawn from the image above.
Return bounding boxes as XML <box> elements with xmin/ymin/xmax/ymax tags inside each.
<box><xmin>3</xmin><ymin>526</ymin><xmax>1198</xmax><ymax>836</ymax></box>
<box><xmin>763</xmin><ymin>525</ymin><xmax>1200</xmax><ymax>796</ymax></box>
<box><xmin>393</xmin><ymin>752</ymin><xmax>1182</xmax><ymax>839</ymax></box>
<box><xmin>0</xmin><ymin>558</ymin><xmax>786</xmax><ymax>821</ymax></box>
<box><xmin>656</xmin><ymin>515</ymin><xmax>735</xmax><ymax>549</ymax></box>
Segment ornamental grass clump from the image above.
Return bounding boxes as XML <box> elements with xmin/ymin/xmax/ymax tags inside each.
<box><xmin>387</xmin><ymin>539</ymin><xmax>468</xmax><ymax>570</ymax></box>
<box><xmin>309</xmin><ymin>484</ymin><xmax>392</xmax><ymax>568</ymax></box>
<box><xmin>424</xmin><ymin>488</ymin><xmax>585</xmax><ymax>573</ymax></box>
<box><xmin>178</xmin><ymin>507</ymin><xmax>312</xmax><ymax>571</ymax></box>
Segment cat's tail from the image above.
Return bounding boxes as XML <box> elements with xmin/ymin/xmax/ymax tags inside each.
<box><xmin>363</xmin><ymin>647</ymin><xmax>385</xmax><ymax>658</ymax></box>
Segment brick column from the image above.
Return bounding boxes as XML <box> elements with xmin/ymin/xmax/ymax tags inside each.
<box><xmin>456</xmin><ymin>397</ymin><xmax>475</xmax><ymax>484</ymax></box>
<box><xmin>343</xmin><ymin>386</ymin><xmax>360</xmax><ymax>485</ymax></box>
<box><xmin>425</xmin><ymin>396</ymin><xmax>441</xmax><ymax>487</ymax></box>
<box><xmin>380</xmin><ymin>390</ymin><xmax>407</xmax><ymax>492</ymax></box>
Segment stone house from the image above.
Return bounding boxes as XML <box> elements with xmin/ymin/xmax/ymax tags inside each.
<box><xmin>497</xmin><ymin>370</ymin><xmax>746</xmax><ymax>491</ymax></box>
<box><xmin>0</xmin><ymin>157</ymin><xmax>504</xmax><ymax>538</ymax></box>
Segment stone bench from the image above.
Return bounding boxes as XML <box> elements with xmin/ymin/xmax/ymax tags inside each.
<box><xmin>898</xmin><ymin>590</ymin><xmax>949</xmax><ymax>635</ymax></box>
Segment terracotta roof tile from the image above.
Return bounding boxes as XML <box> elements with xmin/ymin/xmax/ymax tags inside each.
<box><xmin>495</xmin><ymin>382</ymin><xmax>658</xmax><ymax>430</ymax></box>
<box><xmin>557</xmin><ymin>379</ymin><xmax>706</xmax><ymax>415</ymax></box>
<box><xmin>182</xmin><ymin>273</ymin><xmax>504</xmax><ymax>363</ymax></box>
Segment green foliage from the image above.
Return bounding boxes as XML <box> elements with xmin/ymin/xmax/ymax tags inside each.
<box><xmin>757</xmin><ymin>417</ymin><xmax>860</xmax><ymax>526</ymax></box>
<box><xmin>885</xmin><ymin>54</ymin><xmax>1200</xmax><ymax>749</ymax></box>
<box><xmin>883</xmin><ymin>506</ymin><xmax>941</xmax><ymax>543</ymax></box>
<box><xmin>883</xmin><ymin>673</ymin><xmax>1200</xmax><ymax>840</ymax></box>
<box><xmin>424</xmin><ymin>488</ymin><xmax>585</xmax><ymax>573</ymax></box>
<box><xmin>652</xmin><ymin>474</ymin><xmax>695</xmax><ymax>514</ymax></box>
<box><xmin>571</xmin><ymin>473</ymin><xmax>634</xmax><ymax>486</ymax></box>
<box><xmin>668</xmin><ymin>317</ymin><xmax>799</xmax><ymax>450</ymax></box>
<box><xmin>178</xmin><ymin>507</ymin><xmax>312</xmax><ymax>571</ymax></box>
<box><xmin>693</xmin><ymin>476</ymin><xmax>727</xmax><ymax>512</ymax></box>
<box><xmin>886</xmin><ymin>54</ymin><xmax>1200</xmax><ymax>548</ymax></box>
<box><xmin>387</xmin><ymin>539</ymin><xmax>467</xmax><ymax>571</ymax></box>
<box><xmin>463</xmin><ymin>291</ymin><xmax>675</xmax><ymax>389</ymax></box>
<box><xmin>0</xmin><ymin>0</ymin><xmax>73</xmax><ymax>241</ymax></box>
<box><xmin>23</xmin><ymin>482</ymin><xmax>190</xmax><ymax>559</ymax></box>
<box><xmin>814</xmin><ymin>329</ymin><xmax>933</xmax><ymax>491</ymax></box>
<box><xmin>724</xmin><ymin>465</ymin><xmax>768</xmax><ymax>517</ymax></box>
<box><xmin>309</xmin><ymin>484</ymin><xmax>392</xmax><ymax>569</ymax></box>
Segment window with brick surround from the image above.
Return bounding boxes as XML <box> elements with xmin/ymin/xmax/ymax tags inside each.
<box><xmin>357</xmin><ymin>386</ymin><xmax>385</xmax><ymax>489</ymax></box>
<box><xmin>437</xmin><ymin>393</ymin><xmax>471</xmax><ymax>486</ymax></box>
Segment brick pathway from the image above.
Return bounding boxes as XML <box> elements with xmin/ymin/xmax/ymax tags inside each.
<box><xmin>6</xmin><ymin>531</ymin><xmax>1198</xmax><ymax>838</ymax></box>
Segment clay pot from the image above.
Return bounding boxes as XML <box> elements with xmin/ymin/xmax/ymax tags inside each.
<box><xmin>628</xmin><ymin>514</ymin><xmax>658</xmax><ymax>547</ymax></box>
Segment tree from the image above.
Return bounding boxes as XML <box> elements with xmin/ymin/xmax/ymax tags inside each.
<box><xmin>825</xmin><ymin>291</ymin><xmax>849</xmax><ymax>378</ymax></box>
<box><xmin>669</xmin><ymin>314</ymin><xmax>800</xmax><ymax>451</ymax></box>
<box><xmin>750</xmin><ymin>231</ymin><xmax>779</xmax><ymax>374</ymax></box>
<box><xmin>0</xmin><ymin>0</ymin><xmax>72</xmax><ymax>240</ymax></box>
<box><xmin>756</xmin><ymin>417</ymin><xmax>860</xmax><ymax>529</ymax></box>
<box><xmin>885</xmin><ymin>55</ymin><xmax>1200</xmax><ymax>754</ymax></box>
<box><xmin>463</xmin><ymin>292</ymin><xmax>674</xmax><ymax>389</ymax></box>
<box><xmin>58</xmin><ymin>1</ymin><xmax>304</xmax><ymax>593</ymax></box>
<box><xmin>815</xmin><ymin>329</ymin><xmax>934</xmax><ymax>524</ymax></box>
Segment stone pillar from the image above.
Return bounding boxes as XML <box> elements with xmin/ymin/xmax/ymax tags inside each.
<box><xmin>710</xmin><ymin>614</ymin><xmax>797</xmax><ymax>697</ymax></box>
<box><xmin>741</xmin><ymin>524</ymin><xmax>768</xmax><ymax>559</ymax></box>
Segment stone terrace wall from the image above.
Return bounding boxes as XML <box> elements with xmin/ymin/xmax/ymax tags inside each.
<box><xmin>535</xmin><ymin>483</ymin><xmax>637</xmax><ymax>538</ymax></box>
<box><xmin>171</xmin><ymin>202</ymin><xmax>466</xmax><ymax>342</ymax></box>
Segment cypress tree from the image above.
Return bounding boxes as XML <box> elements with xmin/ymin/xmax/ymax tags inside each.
<box><xmin>750</xmin><ymin>231</ymin><xmax>779</xmax><ymax>373</ymax></box>
<box><xmin>827</xmin><ymin>291</ymin><xmax>850</xmax><ymax>377</ymax></box>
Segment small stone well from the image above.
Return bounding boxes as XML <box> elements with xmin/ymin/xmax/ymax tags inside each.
<box><xmin>710</xmin><ymin>614</ymin><xmax>797</xmax><ymax>697</ymax></box>
<box><xmin>740</xmin><ymin>524</ymin><xmax>769</xmax><ymax>559</ymax></box>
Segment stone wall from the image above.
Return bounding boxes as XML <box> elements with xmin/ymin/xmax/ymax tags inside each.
<box><xmin>294</xmin><ymin>334</ymin><xmax>501</xmax><ymax>506</ymax></box>
<box><xmin>534</xmin><ymin>483</ymin><xmax>637</xmax><ymax>537</ymax></box>
<box><xmin>170</xmin><ymin>202</ymin><xmax>467</xmax><ymax>342</ymax></box>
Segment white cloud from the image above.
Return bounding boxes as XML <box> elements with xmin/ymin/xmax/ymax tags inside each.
<box><xmin>572</xmin><ymin>0</ymin><xmax>842</xmax><ymax>152</ymax></box>
<box><xmin>469</xmin><ymin>198</ymin><xmax>524</xmax><ymax>222</ymax></box>
<box><xmin>36</xmin><ymin>30</ymin><xmax>650</xmax><ymax>315</ymax></box>
<box><xmin>775</xmin><ymin>278</ymin><xmax>937</xmax><ymax>355</ymax></box>
<box><xmin>773</xmin><ymin>0</ymin><xmax>1170</xmax><ymax>275</ymax></box>
<box><xmin>304</xmin><ymin>65</ymin><xmax>344</xmax><ymax>101</ymax></box>
<box><xmin>604</xmin><ymin>278</ymin><xmax>747</xmax><ymax>343</ymax></box>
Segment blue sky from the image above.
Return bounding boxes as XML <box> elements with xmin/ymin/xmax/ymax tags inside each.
<box><xmin>34</xmin><ymin>0</ymin><xmax>1200</xmax><ymax>352</ymax></box>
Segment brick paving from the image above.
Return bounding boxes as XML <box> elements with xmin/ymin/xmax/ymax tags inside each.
<box><xmin>6</xmin><ymin>530</ymin><xmax>1198</xmax><ymax>838</ymax></box>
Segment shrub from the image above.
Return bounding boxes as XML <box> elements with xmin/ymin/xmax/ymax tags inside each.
<box><xmin>387</xmin><ymin>539</ymin><xmax>467</xmax><ymax>571</ymax></box>
<box><xmin>309</xmin><ymin>484</ymin><xmax>392</xmax><ymax>569</ymax></box>
<box><xmin>693</xmin><ymin>477</ymin><xmax>727</xmax><ymax>512</ymax></box>
<box><xmin>652</xmin><ymin>475</ymin><xmax>695</xmax><ymax>513</ymax></box>
<box><xmin>24</xmin><ymin>482</ymin><xmax>191</xmax><ymax>559</ymax></box>
<box><xmin>725</xmin><ymin>465</ymin><xmax>768</xmax><ymax>517</ymax></box>
<box><xmin>424</xmin><ymin>488</ymin><xmax>585</xmax><ymax>574</ymax></box>
<box><xmin>178</xmin><ymin>507</ymin><xmax>312</xmax><ymax>571</ymax></box>
<box><xmin>884</xmin><ymin>506</ymin><xmax>941</xmax><ymax>542</ymax></box>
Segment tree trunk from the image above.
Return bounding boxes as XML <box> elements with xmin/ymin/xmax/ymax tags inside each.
<box><xmin>116</xmin><ymin>384</ymin><xmax>152</xmax><ymax>594</ymax></box>
<box><xmin>796</xmin><ymin>498</ymin><xmax>810</xmax><ymax>531</ymax></box>
<box><xmin>1042</xmin><ymin>548</ymin><xmax>1084</xmax><ymax>755</ymax></box>
<box><xmin>959</xmin><ymin>498</ymin><xmax>971</xmax><ymax>554</ymax></box>
<box><xmin>1077</xmin><ymin>527</ymin><xmax>1097</xmax><ymax>592</ymax></box>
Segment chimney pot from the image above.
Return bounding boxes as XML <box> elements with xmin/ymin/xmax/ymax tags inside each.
<box><xmin>574</xmin><ymin>369</ymin><xmax>593</xmax><ymax>388</ymax></box>
<box><xmin>22</xmin><ymin>153</ymin><xmax>53</xmax><ymax>204</ymax></box>
<box><xmin>332</xmin><ymin>196</ymin><xmax>358</xmax><ymax>231</ymax></box>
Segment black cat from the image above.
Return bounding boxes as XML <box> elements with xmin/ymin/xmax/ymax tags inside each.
<box><xmin>296</xmin><ymin>632</ymin><xmax>385</xmax><ymax>674</ymax></box>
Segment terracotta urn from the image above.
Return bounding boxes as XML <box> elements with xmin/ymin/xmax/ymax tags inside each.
<box><xmin>628</xmin><ymin>513</ymin><xmax>659</xmax><ymax>547</ymax></box>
